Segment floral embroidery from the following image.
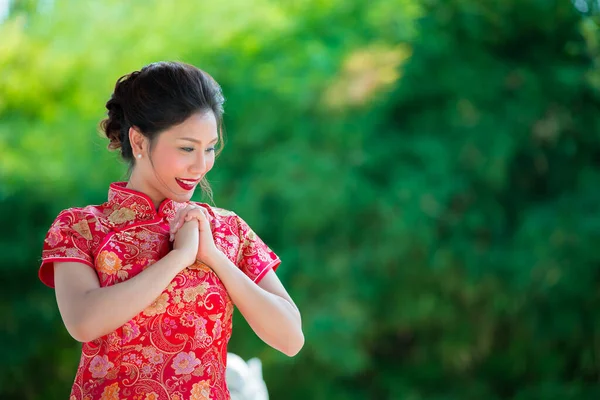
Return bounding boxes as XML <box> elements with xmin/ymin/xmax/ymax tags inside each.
<box><xmin>136</xmin><ymin>230</ymin><xmax>151</xmax><ymax>241</ymax></box>
<box><xmin>40</xmin><ymin>182</ymin><xmax>281</xmax><ymax>400</ymax></box>
<box><xmin>89</xmin><ymin>355</ymin><xmax>114</xmax><ymax>379</ymax></box>
<box><xmin>148</xmin><ymin>352</ymin><xmax>164</xmax><ymax>365</ymax></box>
<box><xmin>180</xmin><ymin>311</ymin><xmax>197</xmax><ymax>327</ymax></box>
<box><xmin>173</xmin><ymin>293</ymin><xmax>182</xmax><ymax>304</ymax></box>
<box><xmin>172</xmin><ymin>351</ymin><xmax>201</xmax><ymax>375</ymax></box>
<box><xmin>183</xmin><ymin>283</ymin><xmax>209</xmax><ymax>302</ymax></box>
<box><xmin>212</xmin><ymin>319</ymin><xmax>223</xmax><ymax>339</ymax></box>
<box><xmin>194</xmin><ymin>317</ymin><xmax>213</xmax><ymax>348</ymax></box>
<box><xmin>100</xmin><ymin>382</ymin><xmax>120</xmax><ymax>400</ymax></box>
<box><xmin>189</xmin><ymin>260</ymin><xmax>211</xmax><ymax>272</ymax></box>
<box><xmin>190</xmin><ymin>380</ymin><xmax>211</xmax><ymax>400</ymax></box>
<box><xmin>140</xmin><ymin>364</ymin><xmax>153</xmax><ymax>378</ymax></box>
<box><xmin>45</xmin><ymin>225</ymin><xmax>63</xmax><ymax>247</ymax></box>
<box><xmin>141</xmin><ymin>347</ymin><xmax>158</xmax><ymax>359</ymax></box>
<box><xmin>123</xmin><ymin>353</ymin><xmax>142</xmax><ymax>365</ymax></box>
<box><xmin>163</xmin><ymin>317</ymin><xmax>178</xmax><ymax>336</ymax></box>
<box><xmin>122</xmin><ymin>320</ymin><xmax>141</xmax><ymax>343</ymax></box>
<box><xmin>97</xmin><ymin>251</ymin><xmax>123</xmax><ymax>275</ymax></box>
<box><xmin>107</xmin><ymin>207</ymin><xmax>136</xmax><ymax>224</ymax></box>
<box><xmin>143</xmin><ymin>293</ymin><xmax>169</xmax><ymax>316</ymax></box>
<box><xmin>72</xmin><ymin>219</ymin><xmax>93</xmax><ymax>240</ymax></box>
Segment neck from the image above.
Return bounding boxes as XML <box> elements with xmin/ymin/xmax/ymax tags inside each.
<box><xmin>126</xmin><ymin>174</ymin><xmax>165</xmax><ymax>210</ymax></box>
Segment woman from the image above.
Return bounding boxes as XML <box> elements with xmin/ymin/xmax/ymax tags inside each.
<box><xmin>39</xmin><ymin>61</ymin><xmax>304</xmax><ymax>400</ymax></box>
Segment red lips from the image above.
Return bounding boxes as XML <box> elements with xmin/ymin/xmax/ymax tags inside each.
<box><xmin>175</xmin><ymin>178</ymin><xmax>199</xmax><ymax>191</ymax></box>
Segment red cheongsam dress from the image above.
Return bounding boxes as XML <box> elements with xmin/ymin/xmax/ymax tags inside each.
<box><xmin>39</xmin><ymin>182</ymin><xmax>280</xmax><ymax>400</ymax></box>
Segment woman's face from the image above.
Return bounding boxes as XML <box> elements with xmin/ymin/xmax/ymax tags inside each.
<box><xmin>132</xmin><ymin>111</ymin><xmax>219</xmax><ymax>206</ymax></box>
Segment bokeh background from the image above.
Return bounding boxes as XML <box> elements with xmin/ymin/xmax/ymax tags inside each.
<box><xmin>2</xmin><ymin>0</ymin><xmax>600</xmax><ymax>399</ymax></box>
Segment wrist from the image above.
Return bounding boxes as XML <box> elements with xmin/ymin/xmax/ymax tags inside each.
<box><xmin>169</xmin><ymin>249</ymin><xmax>195</xmax><ymax>270</ymax></box>
<box><xmin>200</xmin><ymin>249</ymin><xmax>228</xmax><ymax>269</ymax></box>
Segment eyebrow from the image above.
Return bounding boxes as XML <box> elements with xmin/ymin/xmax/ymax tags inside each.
<box><xmin>178</xmin><ymin>137</ymin><xmax>219</xmax><ymax>144</ymax></box>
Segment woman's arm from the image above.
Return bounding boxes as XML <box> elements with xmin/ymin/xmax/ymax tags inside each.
<box><xmin>207</xmin><ymin>251</ymin><xmax>304</xmax><ymax>357</ymax></box>
<box><xmin>54</xmin><ymin>221</ymin><xmax>199</xmax><ymax>343</ymax></box>
<box><xmin>170</xmin><ymin>205</ymin><xmax>304</xmax><ymax>357</ymax></box>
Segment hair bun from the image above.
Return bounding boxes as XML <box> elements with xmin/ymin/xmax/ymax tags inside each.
<box><xmin>100</xmin><ymin>71</ymin><xmax>141</xmax><ymax>151</ymax></box>
<box><xmin>101</xmin><ymin>98</ymin><xmax>125</xmax><ymax>150</ymax></box>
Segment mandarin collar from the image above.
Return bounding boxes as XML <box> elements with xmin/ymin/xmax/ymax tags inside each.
<box><xmin>106</xmin><ymin>182</ymin><xmax>183</xmax><ymax>226</ymax></box>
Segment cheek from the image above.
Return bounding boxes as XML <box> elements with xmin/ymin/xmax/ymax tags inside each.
<box><xmin>153</xmin><ymin>149</ymin><xmax>186</xmax><ymax>172</ymax></box>
<box><xmin>206</xmin><ymin>155</ymin><xmax>216</xmax><ymax>171</ymax></box>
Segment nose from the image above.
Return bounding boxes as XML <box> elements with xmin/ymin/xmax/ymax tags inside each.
<box><xmin>190</xmin><ymin>153</ymin><xmax>207</xmax><ymax>176</ymax></box>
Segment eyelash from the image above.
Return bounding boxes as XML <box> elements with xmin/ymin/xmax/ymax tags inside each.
<box><xmin>180</xmin><ymin>147</ymin><xmax>216</xmax><ymax>153</ymax></box>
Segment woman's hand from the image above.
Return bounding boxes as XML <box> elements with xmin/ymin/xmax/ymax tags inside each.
<box><xmin>169</xmin><ymin>205</ymin><xmax>222</xmax><ymax>266</ymax></box>
<box><xmin>171</xmin><ymin>218</ymin><xmax>199</xmax><ymax>267</ymax></box>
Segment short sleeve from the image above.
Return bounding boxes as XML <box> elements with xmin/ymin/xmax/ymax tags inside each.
<box><xmin>39</xmin><ymin>209</ymin><xmax>95</xmax><ymax>288</ymax></box>
<box><xmin>235</xmin><ymin>215</ymin><xmax>280</xmax><ymax>283</ymax></box>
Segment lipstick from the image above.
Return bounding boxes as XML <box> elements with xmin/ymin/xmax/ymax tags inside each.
<box><xmin>175</xmin><ymin>178</ymin><xmax>199</xmax><ymax>191</ymax></box>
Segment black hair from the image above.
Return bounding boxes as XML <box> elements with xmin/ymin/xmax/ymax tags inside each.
<box><xmin>100</xmin><ymin>61</ymin><xmax>225</xmax><ymax>196</ymax></box>
<box><xmin>100</xmin><ymin>61</ymin><xmax>225</xmax><ymax>163</ymax></box>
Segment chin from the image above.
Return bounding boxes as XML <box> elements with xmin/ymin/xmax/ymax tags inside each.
<box><xmin>169</xmin><ymin>193</ymin><xmax>192</xmax><ymax>204</ymax></box>
<box><xmin>160</xmin><ymin>178</ymin><xmax>199</xmax><ymax>203</ymax></box>
<box><xmin>174</xmin><ymin>189</ymin><xmax>196</xmax><ymax>203</ymax></box>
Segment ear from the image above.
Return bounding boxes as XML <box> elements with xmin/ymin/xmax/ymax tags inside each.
<box><xmin>128</xmin><ymin>126</ymin><xmax>147</xmax><ymax>156</ymax></box>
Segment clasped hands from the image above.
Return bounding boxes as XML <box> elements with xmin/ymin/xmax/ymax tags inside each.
<box><xmin>168</xmin><ymin>204</ymin><xmax>222</xmax><ymax>267</ymax></box>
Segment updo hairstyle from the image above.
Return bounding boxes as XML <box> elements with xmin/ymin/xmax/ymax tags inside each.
<box><xmin>100</xmin><ymin>61</ymin><xmax>225</xmax><ymax>163</ymax></box>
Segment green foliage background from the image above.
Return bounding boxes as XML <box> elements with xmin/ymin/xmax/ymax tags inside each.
<box><xmin>1</xmin><ymin>0</ymin><xmax>599</xmax><ymax>398</ymax></box>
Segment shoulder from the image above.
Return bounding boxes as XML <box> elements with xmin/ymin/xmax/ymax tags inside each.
<box><xmin>53</xmin><ymin>204</ymin><xmax>99</xmax><ymax>220</ymax></box>
<box><xmin>49</xmin><ymin>204</ymin><xmax>107</xmax><ymax>239</ymax></box>
<box><xmin>53</xmin><ymin>203</ymin><xmax>106</xmax><ymax>223</ymax></box>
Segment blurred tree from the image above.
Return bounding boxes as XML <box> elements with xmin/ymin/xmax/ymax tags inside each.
<box><xmin>1</xmin><ymin>0</ymin><xmax>599</xmax><ymax>399</ymax></box>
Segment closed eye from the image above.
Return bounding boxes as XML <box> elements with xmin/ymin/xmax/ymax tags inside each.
<box><xmin>180</xmin><ymin>147</ymin><xmax>194</xmax><ymax>153</ymax></box>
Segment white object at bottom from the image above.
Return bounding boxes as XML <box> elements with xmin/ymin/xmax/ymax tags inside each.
<box><xmin>226</xmin><ymin>353</ymin><xmax>269</xmax><ymax>400</ymax></box>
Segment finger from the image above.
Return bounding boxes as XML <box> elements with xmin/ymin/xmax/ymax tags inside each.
<box><xmin>171</xmin><ymin>205</ymin><xmax>207</xmax><ymax>237</ymax></box>
<box><xmin>180</xmin><ymin>209</ymin><xmax>208</xmax><ymax>229</ymax></box>
<box><xmin>170</xmin><ymin>207</ymin><xmax>187</xmax><ymax>233</ymax></box>
<box><xmin>194</xmin><ymin>207</ymin><xmax>209</xmax><ymax>220</ymax></box>
<box><xmin>171</xmin><ymin>205</ymin><xmax>196</xmax><ymax>233</ymax></box>
<box><xmin>190</xmin><ymin>208</ymin><xmax>211</xmax><ymax>231</ymax></box>
<box><xmin>184</xmin><ymin>210</ymin><xmax>202</xmax><ymax>223</ymax></box>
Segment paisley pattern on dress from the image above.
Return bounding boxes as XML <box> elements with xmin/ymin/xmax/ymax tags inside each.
<box><xmin>40</xmin><ymin>182</ymin><xmax>280</xmax><ymax>400</ymax></box>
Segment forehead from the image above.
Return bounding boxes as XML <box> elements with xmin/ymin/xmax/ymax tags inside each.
<box><xmin>160</xmin><ymin>111</ymin><xmax>218</xmax><ymax>141</ymax></box>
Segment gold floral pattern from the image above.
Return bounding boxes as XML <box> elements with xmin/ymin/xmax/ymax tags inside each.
<box><xmin>96</xmin><ymin>251</ymin><xmax>123</xmax><ymax>276</ymax></box>
<box><xmin>100</xmin><ymin>383</ymin><xmax>120</xmax><ymax>400</ymax></box>
<box><xmin>72</xmin><ymin>219</ymin><xmax>93</xmax><ymax>240</ymax></box>
<box><xmin>40</xmin><ymin>182</ymin><xmax>281</xmax><ymax>399</ymax></box>
<box><xmin>191</xmin><ymin>380</ymin><xmax>211</xmax><ymax>400</ymax></box>
<box><xmin>107</xmin><ymin>207</ymin><xmax>136</xmax><ymax>225</ymax></box>
<box><xmin>143</xmin><ymin>293</ymin><xmax>169</xmax><ymax>317</ymax></box>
